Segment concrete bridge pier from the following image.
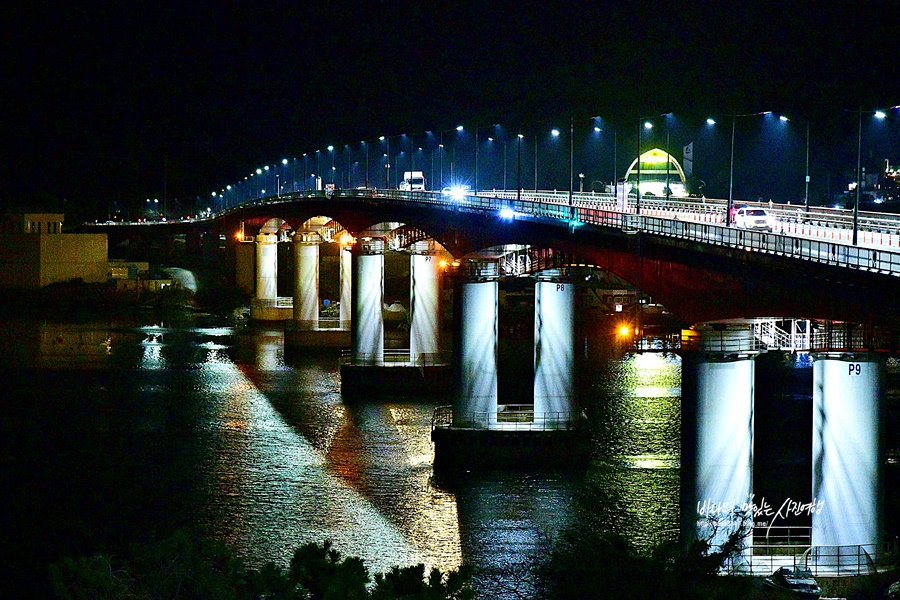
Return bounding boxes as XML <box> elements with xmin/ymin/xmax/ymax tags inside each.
<box><xmin>340</xmin><ymin>243</ymin><xmax>352</xmax><ymax>330</ymax></box>
<box><xmin>452</xmin><ymin>275</ymin><xmax>499</xmax><ymax>428</ymax></box>
<box><xmin>292</xmin><ymin>236</ymin><xmax>319</xmax><ymax>329</ymax></box>
<box><xmin>255</xmin><ymin>233</ymin><xmax>278</xmax><ymax>301</ymax></box>
<box><xmin>249</xmin><ymin>233</ymin><xmax>282</xmax><ymax>321</ymax></box>
<box><xmin>350</xmin><ymin>240</ymin><xmax>385</xmax><ymax>364</ymax></box>
<box><xmin>680</xmin><ymin>324</ymin><xmax>756</xmax><ymax>555</ymax></box>
<box><xmin>811</xmin><ymin>353</ymin><xmax>883</xmax><ymax>562</ymax></box>
<box><xmin>533</xmin><ymin>270</ymin><xmax>574</xmax><ymax>426</ymax></box>
<box><xmin>409</xmin><ymin>244</ymin><xmax>440</xmax><ymax>364</ymax></box>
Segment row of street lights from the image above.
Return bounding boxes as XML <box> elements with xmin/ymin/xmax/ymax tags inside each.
<box><xmin>209</xmin><ymin>108</ymin><xmax>897</xmax><ymax>234</ymax></box>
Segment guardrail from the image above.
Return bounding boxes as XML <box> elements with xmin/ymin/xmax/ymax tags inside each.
<box><xmin>97</xmin><ymin>188</ymin><xmax>900</xmax><ymax>277</ymax></box>
<box><xmin>339</xmin><ymin>349</ymin><xmax>451</xmax><ymax>366</ymax></box>
<box><xmin>722</xmin><ymin>542</ymin><xmax>896</xmax><ymax>577</ymax></box>
<box><xmin>431</xmin><ymin>405</ymin><xmax>586</xmax><ymax>431</ymax></box>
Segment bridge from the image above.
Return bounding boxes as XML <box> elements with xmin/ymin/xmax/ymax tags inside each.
<box><xmin>86</xmin><ymin>185</ymin><xmax>899</xmax><ymax>573</ymax></box>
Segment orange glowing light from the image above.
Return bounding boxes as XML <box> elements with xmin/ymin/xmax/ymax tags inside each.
<box><xmin>617</xmin><ymin>324</ymin><xmax>632</xmax><ymax>337</ymax></box>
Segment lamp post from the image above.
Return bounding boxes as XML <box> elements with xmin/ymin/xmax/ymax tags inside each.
<box><xmin>315</xmin><ymin>151</ymin><xmax>321</xmax><ymax>190</ymax></box>
<box><xmin>474</xmin><ymin>125</ymin><xmax>479</xmax><ymax>193</ymax></box>
<box><xmin>568</xmin><ymin>118</ymin><xmax>574</xmax><ymax>220</ymax></box>
<box><xmin>517</xmin><ymin>130</ymin><xmax>523</xmax><ymax>203</ymax></box>
<box><xmin>488</xmin><ymin>137</ymin><xmax>509</xmax><ymax>190</ymax></box>
<box><xmin>779</xmin><ymin>115</ymin><xmax>812</xmax><ymax>212</ymax></box>
<box><xmin>327</xmin><ymin>145</ymin><xmax>335</xmax><ymax>185</ymax></box>
<box><xmin>303</xmin><ymin>153</ymin><xmax>308</xmax><ymax>190</ymax></box>
<box><xmin>852</xmin><ymin>108</ymin><xmax>889</xmax><ymax>245</ymax></box>
<box><xmin>362</xmin><ymin>141</ymin><xmax>369</xmax><ymax>188</ymax></box>
<box><xmin>723</xmin><ymin>111</ymin><xmax>771</xmax><ymax>225</ymax></box>
<box><xmin>345</xmin><ymin>145</ymin><xmax>351</xmax><ymax>188</ymax></box>
<box><xmin>804</xmin><ymin>122</ymin><xmax>810</xmax><ymax>212</ymax></box>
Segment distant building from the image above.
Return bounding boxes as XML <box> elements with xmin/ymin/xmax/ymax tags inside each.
<box><xmin>0</xmin><ymin>213</ymin><xmax>108</xmax><ymax>288</ymax></box>
<box><xmin>624</xmin><ymin>148</ymin><xmax>688</xmax><ymax>198</ymax></box>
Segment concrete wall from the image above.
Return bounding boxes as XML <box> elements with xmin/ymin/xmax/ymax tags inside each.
<box><xmin>0</xmin><ymin>233</ymin><xmax>108</xmax><ymax>288</ymax></box>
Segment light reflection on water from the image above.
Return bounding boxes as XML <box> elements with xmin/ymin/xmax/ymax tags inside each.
<box><xmin>0</xmin><ymin>319</ymin><xmax>688</xmax><ymax>597</ymax></box>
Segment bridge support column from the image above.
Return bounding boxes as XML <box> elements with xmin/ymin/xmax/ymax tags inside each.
<box><xmin>351</xmin><ymin>240</ymin><xmax>384</xmax><ymax>364</ymax></box>
<box><xmin>292</xmin><ymin>238</ymin><xmax>319</xmax><ymax>329</ymax></box>
<box><xmin>453</xmin><ymin>276</ymin><xmax>498</xmax><ymax>428</ymax></box>
<box><xmin>410</xmin><ymin>247</ymin><xmax>440</xmax><ymax>364</ymax></box>
<box><xmin>811</xmin><ymin>353</ymin><xmax>882</xmax><ymax>558</ymax></box>
<box><xmin>680</xmin><ymin>325</ymin><xmax>756</xmax><ymax>556</ymax></box>
<box><xmin>340</xmin><ymin>244</ymin><xmax>352</xmax><ymax>330</ymax></box>
<box><xmin>533</xmin><ymin>271</ymin><xmax>574</xmax><ymax>426</ymax></box>
<box><xmin>255</xmin><ymin>233</ymin><xmax>278</xmax><ymax>301</ymax></box>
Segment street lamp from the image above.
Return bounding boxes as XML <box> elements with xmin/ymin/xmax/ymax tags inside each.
<box><xmin>724</xmin><ymin>110</ymin><xmax>771</xmax><ymax>225</ymax></box>
<box><xmin>379</xmin><ymin>136</ymin><xmax>390</xmax><ymax>188</ymax></box>
<box><xmin>361</xmin><ymin>141</ymin><xmax>369</xmax><ymax>188</ymax></box>
<box><xmin>315</xmin><ymin>151</ymin><xmax>321</xmax><ymax>190</ymax></box>
<box><xmin>488</xmin><ymin>136</ymin><xmax>509</xmax><ymax>190</ymax></box>
<box><xmin>303</xmin><ymin>153</ymin><xmax>308</xmax><ymax>190</ymax></box>
<box><xmin>779</xmin><ymin>115</ymin><xmax>811</xmax><ymax>212</ymax></box>
<box><xmin>517</xmin><ymin>130</ymin><xmax>523</xmax><ymax>203</ymax></box>
<box><xmin>328</xmin><ymin>145</ymin><xmax>335</xmax><ymax>185</ymax></box>
<box><xmin>852</xmin><ymin>108</ymin><xmax>889</xmax><ymax>245</ymax></box>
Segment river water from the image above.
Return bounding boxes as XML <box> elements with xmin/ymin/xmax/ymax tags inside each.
<box><xmin>2</xmin><ymin>316</ymin><xmax>897</xmax><ymax>598</ymax></box>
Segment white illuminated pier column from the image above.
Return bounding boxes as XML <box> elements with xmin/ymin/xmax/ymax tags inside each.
<box><xmin>255</xmin><ymin>233</ymin><xmax>278</xmax><ymax>300</ymax></box>
<box><xmin>409</xmin><ymin>248</ymin><xmax>440</xmax><ymax>364</ymax></box>
<box><xmin>292</xmin><ymin>238</ymin><xmax>319</xmax><ymax>329</ymax></box>
<box><xmin>340</xmin><ymin>244</ymin><xmax>352</xmax><ymax>330</ymax></box>
<box><xmin>533</xmin><ymin>271</ymin><xmax>574</xmax><ymax>427</ymax></box>
<box><xmin>453</xmin><ymin>276</ymin><xmax>498</xmax><ymax>428</ymax></box>
<box><xmin>350</xmin><ymin>241</ymin><xmax>384</xmax><ymax>364</ymax></box>
<box><xmin>811</xmin><ymin>353</ymin><xmax>882</xmax><ymax>556</ymax></box>
<box><xmin>681</xmin><ymin>325</ymin><xmax>756</xmax><ymax>554</ymax></box>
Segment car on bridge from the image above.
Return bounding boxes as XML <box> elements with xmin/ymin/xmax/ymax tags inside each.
<box><xmin>733</xmin><ymin>206</ymin><xmax>775</xmax><ymax>231</ymax></box>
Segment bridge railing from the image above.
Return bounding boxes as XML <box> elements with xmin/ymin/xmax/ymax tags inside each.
<box><xmin>339</xmin><ymin>349</ymin><xmax>451</xmax><ymax>367</ymax></box>
<box><xmin>721</xmin><ymin>542</ymin><xmax>896</xmax><ymax>577</ymax></box>
<box><xmin>431</xmin><ymin>405</ymin><xmax>587</xmax><ymax>431</ymax></box>
<box><xmin>362</xmin><ymin>189</ymin><xmax>900</xmax><ymax>276</ymax></box>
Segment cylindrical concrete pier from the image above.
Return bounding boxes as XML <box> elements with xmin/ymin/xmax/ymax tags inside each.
<box><xmin>453</xmin><ymin>278</ymin><xmax>498</xmax><ymax>428</ymax></box>
<box><xmin>533</xmin><ymin>272</ymin><xmax>574</xmax><ymax>427</ymax></box>
<box><xmin>255</xmin><ymin>233</ymin><xmax>278</xmax><ymax>300</ymax></box>
<box><xmin>811</xmin><ymin>353</ymin><xmax>882</xmax><ymax>555</ymax></box>
<box><xmin>351</xmin><ymin>244</ymin><xmax>384</xmax><ymax>364</ymax></box>
<box><xmin>292</xmin><ymin>240</ymin><xmax>319</xmax><ymax>327</ymax></box>
<box><xmin>410</xmin><ymin>252</ymin><xmax>440</xmax><ymax>363</ymax></box>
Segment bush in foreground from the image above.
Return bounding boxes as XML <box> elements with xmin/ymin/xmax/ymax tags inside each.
<box><xmin>50</xmin><ymin>530</ymin><xmax>473</xmax><ymax>600</ymax></box>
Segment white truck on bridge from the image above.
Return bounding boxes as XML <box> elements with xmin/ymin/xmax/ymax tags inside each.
<box><xmin>400</xmin><ymin>171</ymin><xmax>426</xmax><ymax>191</ymax></box>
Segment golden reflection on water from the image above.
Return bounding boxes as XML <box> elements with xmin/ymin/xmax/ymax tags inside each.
<box><xmin>177</xmin><ymin>326</ymin><xmax>465</xmax><ymax>576</ymax></box>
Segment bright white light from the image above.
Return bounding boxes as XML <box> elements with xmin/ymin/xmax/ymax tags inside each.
<box><xmin>499</xmin><ymin>207</ymin><xmax>515</xmax><ymax>220</ymax></box>
<box><xmin>707</xmin><ymin>118</ymin><xmax>716</xmax><ymax>125</ymax></box>
<box><xmin>282</xmin><ymin>158</ymin><xmax>288</xmax><ymax>165</ymax></box>
<box><xmin>327</xmin><ymin>145</ymin><xmax>334</xmax><ymax>151</ymax></box>
<box><xmin>443</xmin><ymin>185</ymin><xmax>469</xmax><ymax>201</ymax></box>
<box><xmin>779</xmin><ymin>115</ymin><xmax>789</xmax><ymax>122</ymax></box>
<box><xmin>456</xmin><ymin>125</ymin><xmax>464</xmax><ymax>131</ymax></box>
<box><xmin>644</xmin><ymin>121</ymin><xmax>653</xmax><ymax>129</ymax></box>
<box><xmin>594</xmin><ymin>126</ymin><xmax>601</xmax><ymax>132</ymax></box>
<box><xmin>875</xmin><ymin>111</ymin><xmax>887</xmax><ymax>119</ymax></box>
<box><xmin>256</xmin><ymin>168</ymin><xmax>262</xmax><ymax>174</ymax></box>
<box><xmin>551</xmin><ymin>129</ymin><xmax>560</xmax><ymax>136</ymax></box>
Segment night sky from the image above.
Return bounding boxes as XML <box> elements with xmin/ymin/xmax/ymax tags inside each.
<box><xmin>2</xmin><ymin>1</ymin><xmax>898</xmax><ymax>220</ymax></box>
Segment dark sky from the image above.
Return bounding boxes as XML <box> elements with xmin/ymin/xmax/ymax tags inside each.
<box><xmin>2</xmin><ymin>1</ymin><xmax>898</xmax><ymax>218</ymax></box>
